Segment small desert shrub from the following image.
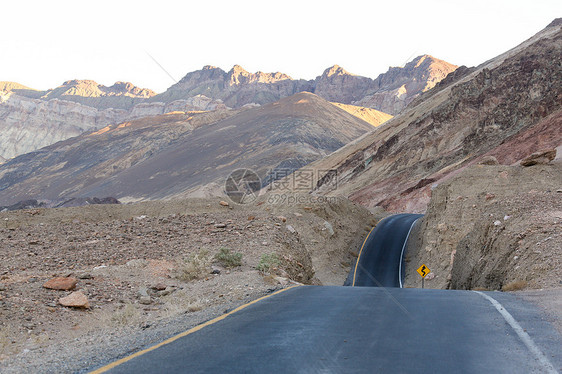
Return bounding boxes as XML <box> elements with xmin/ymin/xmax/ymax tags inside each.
<box><xmin>162</xmin><ymin>293</ymin><xmax>204</xmax><ymax>317</ymax></box>
<box><xmin>187</xmin><ymin>301</ymin><xmax>203</xmax><ymax>313</ymax></box>
<box><xmin>111</xmin><ymin>303</ymin><xmax>139</xmax><ymax>326</ymax></box>
<box><xmin>176</xmin><ymin>250</ymin><xmax>211</xmax><ymax>281</ymax></box>
<box><xmin>257</xmin><ymin>253</ymin><xmax>280</xmax><ymax>273</ymax></box>
<box><xmin>502</xmin><ymin>280</ymin><xmax>527</xmax><ymax>292</ymax></box>
<box><xmin>215</xmin><ymin>247</ymin><xmax>243</xmax><ymax>268</ymax></box>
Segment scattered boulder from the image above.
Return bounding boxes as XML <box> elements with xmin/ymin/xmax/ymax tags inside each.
<box><xmin>214</xmin><ymin>223</ymin><xmax>227</xmax><ymax>228</ymax></box>
<box><xmin>137</xmin><ymin>287</ymin><xmax>152</xmax><ymax>304</ymax></box>
<box><xmin>478</xmin><ymin>156</ymin><xmax>499</xmax><ymax>165</ymax></box>
<box><xmin>286</xmin><ymin>225</ymin><xmax>296</xmax><ymax>234</ymax></box>
<box><xmin>485</xmin><ymin>193</ymin><xmax>495</xmax><ymax>200</ymax></box>
<box><xmin>520</xmin><ymin>149</ymin><xmax>556</xmax><ymax>166</ymax></box>
<box><xmin>137</xmin><ymin>287</ymin><xmax>149</xmax><ymax>298</ymax></box>
<box><xmin>277</xmin><ymin>216</ymin><xmax>287</xmax><ymax>222</ymax></box>
<box><xmin>139</xmin><ymin>296</ymin><xmax>152</xmax><ymax>305</ymax></box>
<box><xmin>157</xmin><ymin>287</ymin><xmax>174</xmax><ymax>297</ymax></box>
<box><xmin>59</xmin><ymin>291</ymin><xmax>90</xmax><ymax>308</ymax></box>
<box><xmin>151</xmin><ymin>283</ymin><xmax>167</xmax><ymax>291</ymax></box>
<box><xmin>0</xmin><ymin>283</ymin><xmax>6</xmax><ymax>291</ymax></box>
<box><xmin>43</xmin><ymin>277</ymin><xmax>78</xmax><ymax>291</ymax></box>
<box><xmin>219</xmin><ymin>201</ymin><xmax>230</xmax><ymax>206</ymax></box>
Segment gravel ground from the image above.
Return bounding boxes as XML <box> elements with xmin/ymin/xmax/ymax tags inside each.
<box><xmin>0</xmin><ymin>195</ymin><xmax>374</xmax><ymax>372</ymax></box>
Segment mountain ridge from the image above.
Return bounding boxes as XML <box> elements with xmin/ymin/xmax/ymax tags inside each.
<box><xmin>0</xmin><ymin>55</ymin><xmax>454</xmax><ymax>160</ymax></box>
<box><xmin>303</xmin><ymin>19</ymin><xmax>562</xmax><ymax>214</ymax></box>
<box><xmin>0</xmin><ymin>92</ymin><xmax>385</xmax><ymax>204</ymax></box>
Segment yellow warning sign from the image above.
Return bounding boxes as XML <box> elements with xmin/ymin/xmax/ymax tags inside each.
<box><xmin>417</xmin><ymin>264</ymin><xmax>431</xmax><ymax>278</ymax></box>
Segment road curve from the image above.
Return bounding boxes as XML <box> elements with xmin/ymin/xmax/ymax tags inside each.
<box><xmin>347</xmin><ymin>213</ymin><xmax>423</xmax><ymax>287</ymax></box>
<box><xmin>89</xmin><ymin>286</ymin><xmax>561</xmax><ymax>373</ymax></box>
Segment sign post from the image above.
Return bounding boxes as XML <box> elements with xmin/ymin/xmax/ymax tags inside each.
<box><xmin>416</xmin><ymin>264</ymin><xmax>431</xmax><ymax>289</ymax></box>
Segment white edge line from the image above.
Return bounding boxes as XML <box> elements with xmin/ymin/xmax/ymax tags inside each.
<box><xmin>398</xmin><ymin>217</ymin><xmax>421</xmax><ymax>288</ymax></box>
<box><xmin>474</xmin><ymin>291</ymin><xmax>558</xmax><ymax>374</ymax></box>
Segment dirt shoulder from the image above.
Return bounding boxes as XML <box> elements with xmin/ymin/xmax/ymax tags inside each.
<box><xmin>404</xmin><ymin>161</ymin><xmax>561</xmax><ymax>291</ymax></box>
<box><xmin>0</xmin><ymin>195</ymin><xmax>374</xmax><ymax>373</ymax></box>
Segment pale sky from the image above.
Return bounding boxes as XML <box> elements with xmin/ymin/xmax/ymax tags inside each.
<box><xmin>1</xmin><ymin>0</ymin><xmax>560</xmax><ymax>93</ymax></box>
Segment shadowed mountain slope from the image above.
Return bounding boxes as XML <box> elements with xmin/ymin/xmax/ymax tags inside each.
<box><xmin>0</xmin><ymin>93</ymin><xmax>378</xmax><ymax>204</ymax></box>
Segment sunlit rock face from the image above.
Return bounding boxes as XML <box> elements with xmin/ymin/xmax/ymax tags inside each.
<box><xmin>0</xmin><ymin>57</ymin><xmax>456</xmax><ymax>160</ymax></box>
<box><xmin>0</xmin><ymin>93</ymin><xmax>128</xmax><ymax>159</ymax></box>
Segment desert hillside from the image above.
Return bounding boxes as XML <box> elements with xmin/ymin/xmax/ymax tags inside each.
<box><xmin>0</xmin><ymin>93</ymin><xmax>383</xmax><ymax>205</ymax></box>
<box><xmin>404</xmin><ymin>160</ymin><xmax>561</xmax><ymax>291</ymax></box>
<box><xmin>0</xmin><ymin>195</ymin><xmax>377</xmax><ymax>371</ymax></box>
<box><xmin>306</xmin><ymin>21</ymin><xmax>561</xmax><ymax>214</ymax></box>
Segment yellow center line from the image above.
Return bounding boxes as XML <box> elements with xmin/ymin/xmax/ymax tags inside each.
<box><xmin>89</xmin><ymin>285</ymin><xmax>300</xmax><ymax>373</ymax></box>
<box><xmin>352</xmin><ymin>226</ymin><xmax>376</xmax><ymax>287</ymax></box>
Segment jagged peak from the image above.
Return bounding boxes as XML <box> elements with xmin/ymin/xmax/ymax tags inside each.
<box><xmin>546</xmin><ymin>18</ymin><xmax>562</xmax><ymax>28</ymax></box>
<box><xmin>229</xmin><ymin>64</ymin><xmax>249</xmax><ymax>75</ymax></box>
<box><xmin>321</xmin><ymin>65</ymin><xmax>354</xmax><ymax>78</ymax></box>
<box><xmin>60</xmin><ymin>79</ymin><xmax>100</xmax><ymax>87</ymax></box>
<box><xmin>202</xmin><ymin>65</ymin><xmax>219</xmax><ymax>70</ymax></box>
<box><xmin>109</xmin><ymin>82</ymin><xmax>156</xmax><ymax>96</ymax></box>
<box><xmin>407</xmin><ymin>55</ymin><xmax>457</xmax><ymax>70</ymax></box>
<box><xmin>0</xmin><ymin>81</ymin><xmax>35</xmax><ymax>92</ymax></box>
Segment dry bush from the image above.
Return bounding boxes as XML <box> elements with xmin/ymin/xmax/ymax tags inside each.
<box><xmin>257</xmin><ymin>253</ymin><xmax>280</xmax><ymax>273</ymax></box>
<box><xmin>502</xmin><ymin>280</ymin><xmax>528</xmax><ymax>292</ymax></box>
<box><xmin>215</xmin><ymin>247</ymin><xmax>243</xmax><ymax>268</ymax></box>
<box><xmin>176</xmin><ymin>250</ymin><xmax>212</xmax><ymax>281</ymax></box>
<box><xmin>111</xmin><ymin>303</ymin><xmax>140</xmax><ymax>326</ymax></box>
<box><xmin>162</xmin><ymin>291</ymin><xmax>204</xmax><ymax>317</ymax></box>
<box><xmin>187</xmin><ymin>301</ymin><xmax>203</xmax><ymax>313</ymax></box>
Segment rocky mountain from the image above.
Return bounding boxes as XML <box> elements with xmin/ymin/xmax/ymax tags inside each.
<box><xmin>0</xmin><ymin>92</ymin><xmax>129</xmax><ymax>160</ymax></box>
<box><xmin>300</xmin><ymin>20</ymin><xmax>561</xmax><ymax>214</ymax></box>
<box><xmin>0</xmin><ymin>84</ymin><xmax>229</xmax><ymax>160</ymax></box>
<box><xmin>150</xmin><ymin>65</ymin><xmax>314</xmax><ymax>108</ymax></box>
<box><xmin>0</xmin><ymin>56</ymin><xmax>451</xmax><ymax>161</ymax></box>
<box><xmin>0</xmin><ymin>80</ymin><xmax>157</xmax><ymax>160</ymax></box>
<box><xmin>154</xmin><ymin>57</ymin><xmax>457</xmax><ymax>114</ymax></box>
<box><xmin>354</xmin><ymin>55</ymin><xmax>458</xmax><ymax>114</ymax></box>
<box><xmin>0</xmin><ymin>92</ymin><xmax>382</xmax><ymax>204</ymax></box>
<box><xmin>1</xmin><ymin>80</ymin><xmax>156</xmax><ymax>109</ymax></box>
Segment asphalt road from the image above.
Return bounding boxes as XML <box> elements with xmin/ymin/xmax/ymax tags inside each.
<box><xmin>346</xmin><ymin>213</ymin><xmax>423</xmax><ymax>287</ymax></box>
<box><xmin>91</xmin><ymin>286</ymin><xmax>561</xmax><ymax>373</ymax></box>
<box><xmin>90</xmin><ymin>214</ymin><xmax>560</xmax><ymax>373</ymax></box>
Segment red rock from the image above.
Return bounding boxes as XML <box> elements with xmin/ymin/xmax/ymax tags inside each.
<box><xmin>219</xmin><ymin>201</ymin><xmax>229</xmax><ymax>206</ymax></box>
<box><xmin>59</xmin><ymin>291</ymin><xmax>90</xmax><ymax>308</ymax></box>
<box><xmin>43</xmin><ymin>277</ymin><xmax>78</xmax><ymax>290</ymax></box>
